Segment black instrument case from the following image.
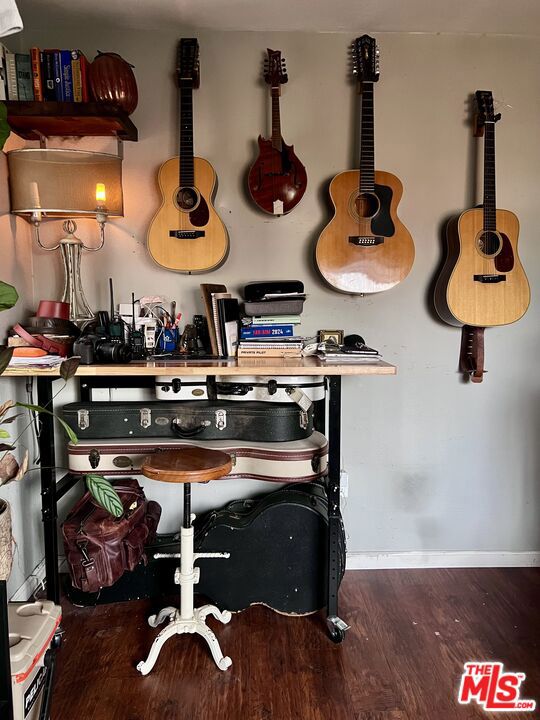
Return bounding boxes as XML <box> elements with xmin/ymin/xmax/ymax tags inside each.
<box><xmin>62</xmin><ymin>400</ymin><xmax>313</xmax><ymax>442</ymax></box>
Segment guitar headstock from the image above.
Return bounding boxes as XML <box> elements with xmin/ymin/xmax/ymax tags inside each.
<box><xmin>177</xmin><ymin>38</ymin><xmax>200</xmax><ymax>89</ymax></box>
<box><xmin>475</xmin><ymin>90</ymin><xmax>501</xmax><ymax>125</ymax></box>
<box><xmin>351</xmin><ymin>35</ymin><xmax>380</xmax><ymax>83</ymax></box>
<box><xmin>264</xmin><ymin>49</ymin><xmax>288</xmax><ymax>90</ymax></box>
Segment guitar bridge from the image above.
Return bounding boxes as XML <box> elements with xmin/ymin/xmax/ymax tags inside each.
<box><xmin>169</xmin><ymin>230</ymin><xmax>205</xmax><ymax>239</ymax></box>
<box><xmin>473</xmin><ymin>274</ymin><xmax>506</xmax><ymax>283</ymax></box>
<box><xmin>349</xmin><ymin>236</ymin><xmax>384</xmax><ymax>246</ymax></box>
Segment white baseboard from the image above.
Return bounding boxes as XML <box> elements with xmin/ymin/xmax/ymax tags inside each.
<box><xmin>10</xmin><ymin>557</ymin><xmax>47</xmax><ymax>601</ymax></box>
<box><xmin>346</xmin><ymin>550</ymin><xmax>540</xmax><ymax>570</ymax></box>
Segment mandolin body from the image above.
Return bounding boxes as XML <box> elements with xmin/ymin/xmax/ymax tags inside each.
<box><xmin>435</xmin><ymin>208</ymin><xmax>530</xmax><ymax>327</ymax></box>
<box><xmin>315</xmin><ymin>169</ymin><xmax>415</xmax><ymax>294</ymax></box>
<box><xmin>248</xmin><ymin>135</ymin><xmax>307</xmax><ymax>215</ymax></box>
<box><xmin>147</xmin><ymin>156</ymin><xmax>229</xmax><ymax>274</ymax></box>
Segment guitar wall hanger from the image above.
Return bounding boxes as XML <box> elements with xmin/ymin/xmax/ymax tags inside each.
<box><xmin>459</xmin><ymin>326</ymin><xmax>486</xmax><ymax>383</ymax></box>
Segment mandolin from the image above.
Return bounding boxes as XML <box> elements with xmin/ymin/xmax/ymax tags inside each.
<box><xmin>147</xmin><ymin>39</ymin><xmax>229</xmax><ymax>273</ymax></box>
<box><xmin>315</xmin><ymin>35</ymin><xmax>415</xmax><ymax>294</ymax></box>
<box><xmin>247</xmin><ymin>49</ymin><xmax>307</xmax><ymax>216</ymax></box>
<box><xmin>434</xmin><ymin>91</ymin><xmax>530</xmax><ymax>327</ymax></box>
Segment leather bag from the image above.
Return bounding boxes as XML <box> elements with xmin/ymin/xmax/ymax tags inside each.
<box><xmin>62</xmin><ymin>478</ymin><xmax>161</xmax><ymax>593</ymax></box>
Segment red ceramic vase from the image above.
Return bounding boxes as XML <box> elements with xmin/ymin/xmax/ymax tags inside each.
<box><xmin>88</xmin><ymin>52</ymin><xmax>138</xmax><ymax>115</ymax></box>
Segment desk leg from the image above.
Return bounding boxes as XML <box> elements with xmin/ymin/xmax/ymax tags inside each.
<box><xmin>326</xmin><ymin>376</ymin><xmax>349</xmax><ymax>643</ymax></box>
<box><xmin>0</xmin><ymin>580</ymin><xmax>13</xmax><ymax>720</ymax></box>
<box><xmin>37</xmin><ymin>378</ymin><xmax>60</xmax><ymax>604</ymax></box>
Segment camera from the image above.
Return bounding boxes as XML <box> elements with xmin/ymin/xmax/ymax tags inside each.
<box><xmin>73</xmin><ymin>312</ymin><xmax>132</xmax><ymax>364</ymax></box>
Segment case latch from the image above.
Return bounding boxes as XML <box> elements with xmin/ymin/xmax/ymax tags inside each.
<box><xmin>299</xmin><ymin>410</ymin><xmax>309</xmax><ymax>430</ymax></box>
<box><xmin>140</xmin><ymin>408</ymin><xmax>152</xmax><ymax>429</ymax></box>
<box><xmin>88</xmin><ymin>448</ymin><xmax>101</xmax><ymax>469</ymax></box>
<box><xmin>77</xmin><ymin>409</ymin><xmax>89</xmax><ymax>430</ymax></box>
<box><xmin>215</xmin><ymin>409</ymin><xmax>227</xmax><ymax>431</ymax></box>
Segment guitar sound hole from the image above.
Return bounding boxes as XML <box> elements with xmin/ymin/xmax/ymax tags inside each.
<box><xmin>355</xmin><ymin>192</ymin><xmax>380</xmax><ymax>219</ymax></box>
<box><xmin>476</xmin><ymin>230</ymin><xmax>502</xmax><ymax>257</ymax></box>
<box><xmin>176</xmin><ymin>187</ymin><xmax>199</xmax><ymax>211</ymax></box>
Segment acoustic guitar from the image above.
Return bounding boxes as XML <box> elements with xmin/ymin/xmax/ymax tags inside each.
<box><xmin>434</xmin><ymin>91</ymin><xmax>530</xmax><ymax>327</ymax></box>
<box><xmin>315</xmin><ymin>35</ymin><xmax>415</xmax><ymax>294</ymax></box>
<box><xmin>247</xmin><ymin>49</ymin><xmax>307</xmax><ymax>216</ymax></box>
<box><xmin>147</xmin><ymin>39</ymin><xmax>229</xmax><ymax>273</ymax></box>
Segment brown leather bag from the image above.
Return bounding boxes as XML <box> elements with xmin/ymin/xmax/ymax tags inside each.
<box><xmin>62</xmin><ymin>478</ymin><xmax>161</xmax><ymax>593</ymax></box>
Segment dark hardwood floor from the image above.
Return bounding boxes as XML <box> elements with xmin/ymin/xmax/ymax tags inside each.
<box><xmin>51</xmin><ymin>568</ymin><xmax>540</xmax><ymax>720</ymax></box>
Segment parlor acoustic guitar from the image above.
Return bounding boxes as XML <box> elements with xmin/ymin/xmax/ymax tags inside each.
<box><xmin>434</xmin><ymin>90</ymin><xmax>530</xmax><ymax>327</ymax></box>
<box><xmin>147</xmin><ymin>38</ymin><xmax>229</xmax><ymax>273</ymax></box>
<box><xmin>247</xmin><ymin>49</ymin><xmax>307</xmax><ymax>216</ymax></box>
<box><xmin>315</xmin><ymin>35</ymin><xmax>415</xmax><ymax>294</ymax></box>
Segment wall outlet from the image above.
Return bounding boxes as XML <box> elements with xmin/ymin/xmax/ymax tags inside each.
<box><xmin>340</xmin><ymin>469</ymin><xmax>349</xmax><ymax>497</ymax></box>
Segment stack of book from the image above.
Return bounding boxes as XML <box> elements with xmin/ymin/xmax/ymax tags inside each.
<box><xmin>0</xmin><ymin>45</ymin><xmax>89</xmax><ymax>102</ymax></box>
<box><xmin>200</xmin><ymin>284</ymin><xmax>240</xmax><ymax>358</ymax></box>
<box><xmin>238</xmin><ymin>314</ymin><xmax>304</xmax><ymax>358</ymax></box>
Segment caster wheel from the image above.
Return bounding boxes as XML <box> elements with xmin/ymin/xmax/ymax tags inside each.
<box><xmin>51</xmin><ymin>632</ymin><xmax>63</xmax><ymax>649</ymax></box>
<box><xmin>329</xmin><ymin>626</ymin><xmax>345</xmax><ymax>644</ymax></box>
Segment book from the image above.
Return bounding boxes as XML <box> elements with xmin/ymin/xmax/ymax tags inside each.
<box><xmin>237</xmin><ymin>347</ymin><xmax>303</xmax><ymax>358</ymax></box>
<box><xmin>0</xmin><ymin>44</ymin><xmax>8</xmax><ymax>100</ymax></box>
<box><xmin>60</xmin><ymin>49</ymin><xmax>73</xmax><ymax>101</ymax></box>
<box><xmin>71</xmin><ymin>50</ymin><xmax>88</xmax><ymax>102</ymax></box>
<box><xmin>251</xmin><ymin>315</ymin><xmax>301</xmax><ymax>325</ymax></box>
<box><xmin>211</xmin><ymin>292</ymin><xmax>231</xmax><ymax>357</ymax></box>
<box><xmin>5</xmin><ymin>49</ymin><xmax>17</xmax><ymax>99</ymax></box>
<box><xmin>45</xmin><ymin>49</ymin><xmax>63</xmax><ymax>100</ymax></box>
<box><xmin>30</xmin><ymin>47</ymin><xmax>42</xmax><ymax>100</ymax></box>
<box><xmin>240</xmin><ymin>325</ymin><xmax>294</xmax><ymax>339</ymax></box>
<box><xmin>15</xmin><ymin>53</ymin><xmax>33</xmax><ymax>100</ymax></box>
<box><xmin>217</xmin><ymin>298</ymin><xmax>240</xmax><ymax>357</ymax></box>
<box><xmin>200</xmin><ymin>283</ymin><xmax>227</xmax><ymax>355</ymax></box>
<box><xmin>41</xmin><ymin>50</ymin><xmax>56</xmax><ymax>100</ymax></box>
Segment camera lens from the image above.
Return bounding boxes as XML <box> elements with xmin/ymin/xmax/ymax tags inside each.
<box><xmin>95</xmin><ymin>341</ymin><xmax>133</xmax><ymax>363</ymax></box>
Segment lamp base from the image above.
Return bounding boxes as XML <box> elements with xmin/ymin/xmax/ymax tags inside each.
<box><xmin>60</xmin><ymin>221</ymin><xmax>95</xmax><ymax>323</ymax></box>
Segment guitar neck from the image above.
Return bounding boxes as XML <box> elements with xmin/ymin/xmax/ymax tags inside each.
<box><xmin>359</xmin><ymin>82</ymin><xmax>375</xmax><ymax>193</ymax></box>
<box><xmin>271</xmin><ymin>88</ymin><xmax>282</xmax><ymax>151</ymax></box>
<box><xmin>179</xmin><ymin>85</ymin><xmax>195</xmax><ymax>187</ymax></box>
<box><xmin>483</xmin><ymin>121</ymin><xmax>496</xmax><ymax>231</ymax></box>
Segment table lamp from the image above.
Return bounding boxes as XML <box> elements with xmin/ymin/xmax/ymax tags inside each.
<box><xmin>7</xmin><ymin>148</ymin><xmax>123</xmax><ymax>323</ymax></box>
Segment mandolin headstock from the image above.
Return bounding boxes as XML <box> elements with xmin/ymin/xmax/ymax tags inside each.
<box><xmin>177</xmin><ymin>38</ymin><xmax>200</xmax><ymax>89</ymax></box>
<box><xmin>351</xmin><ymin>35</ymin><xmax>380</xmax><ymax>83</ymax></box>
<box><xmin>264</xmin><ymin>49</ymin><xmax>288</xmax><ymax>90</ymax></box>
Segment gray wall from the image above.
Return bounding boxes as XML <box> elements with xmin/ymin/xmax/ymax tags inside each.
<box><xmin>11</xmin><ymin>9</ymin><xmax>540</xmax><ymax>561</ymax></box>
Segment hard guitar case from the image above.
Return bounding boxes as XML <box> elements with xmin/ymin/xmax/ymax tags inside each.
<box><xmin>62</xmin><ymin>400</ymin><xmax>313</xmax><ymax>442</ymax></box>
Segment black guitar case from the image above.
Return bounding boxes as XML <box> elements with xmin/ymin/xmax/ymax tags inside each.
<box><xmin>193</xmin><ymin>481</ymin><xmax>346</xmax><ymax>614</ymax></box>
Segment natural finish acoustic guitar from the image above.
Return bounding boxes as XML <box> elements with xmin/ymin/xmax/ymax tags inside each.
<box><xmin>248</xmin><ymin>49</ymin><xmax>307</xmax><ymax>216</ymax></box>
<box><xmin>147</xmin><ymin>39</ymin><xmax>229</xmax><ymax>273</ymax></box>
<box><xmin>315</xmin><ymin>35</ymin><xmax>414</xmax><ymax>294</ymax></box>
<box><xmin>434</xmin><ymin>91</ymin><xmax>530</xmax><ymax>327</ymax></box>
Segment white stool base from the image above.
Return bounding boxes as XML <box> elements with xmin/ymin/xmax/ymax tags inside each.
<box><xmin>137</xmin><ymin>605</ymin><xmax>232</xmax><ymax>674</ymax></box>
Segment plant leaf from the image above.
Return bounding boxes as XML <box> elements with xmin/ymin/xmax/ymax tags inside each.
<box><xmin>16</xmin><ymin>402</ymin><xmax>79</xmax><ymax>445</ymax></box>
<box><xmin>1</xmin><ymin>413</ymin><xmax>22</xmax><ymax>424</ymax></box>
<box><xmin>14</xmin><ymin>449</ymin><xmax>29</xmax><ymax>481</ymax></box>
<box><xmin>0</xmin><ymin>400</ymin><xmax>15</xmax><ymax>419</ymax></box>
<box><xmin>60</xmin><ymin>356</ymin><xmax>80</xmax><ymax>381</ymax></box>
<box><xmin>0</xmin><ymin>347</ymin><xmax>13</xmax><ymax>375</ymax></box>
<box><xmin>0</xmin><ymin>280</ymin><xmax>18</xmax><ymax>311</ymax></box>
<box><xmin>0</xmin><ymin>430</ymin><xmax>10</xmax><ymax>438</ymax></box>
<box><xmin>85</xmin><ymin>475</ymin><xmax>123</xmax><ymax>518</ymax></box>
<box><xmin>0</xmin><ymin>444</ymin><xmax>15</xmax><ymax>451</ymax></box>
<box><xmin>0</xmin><ymin>103</ymin><xmax>10</xmax><ymax>152</ymax></box>
<box><xmin>0</xmin><ymin>452</ymin><xmax>19</xmax><ymax>484</ymax></box>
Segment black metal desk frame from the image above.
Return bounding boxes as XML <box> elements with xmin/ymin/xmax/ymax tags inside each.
<box><xmin>0</xmin><ymin>372</ymin><xmax>345</xmax><ymax>719</ymax></box>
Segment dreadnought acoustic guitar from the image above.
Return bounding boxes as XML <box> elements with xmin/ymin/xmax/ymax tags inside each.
<box><xmin>247</xmin><ymin>49</ymin><xmax>307</xmax><ymax>215</ymax></box>
<box><xmin>147</xmin><ymin>38</ymin><xmax>229</xmax><ymax>273</ymax></box>
<box><xmin>315</xmin><ymin>35</ymin><xmax>415</xmax><ymax>294</ymax></box>
<box><xmin>434</xmin><ymin>90</ymin><xmax>530</xmax><ymax>327</ymax></box>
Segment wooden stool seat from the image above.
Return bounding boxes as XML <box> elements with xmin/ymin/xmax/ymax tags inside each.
<box><xmin>141</xmin><ymin>448</ymin><xmax>232</xmax><ymax>484</ymax></box>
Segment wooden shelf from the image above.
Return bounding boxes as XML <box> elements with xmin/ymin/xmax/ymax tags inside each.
<box><xmin>4</xmin><ymin>101</ymin><xmax>138</xmax><ymax>141</ymax></box>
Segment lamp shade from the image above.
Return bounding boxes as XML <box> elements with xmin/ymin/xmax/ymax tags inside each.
<box><xmin>7</xmin><ymin>148</ymin><xmax>123</xmax><ymax>217</ymax></box>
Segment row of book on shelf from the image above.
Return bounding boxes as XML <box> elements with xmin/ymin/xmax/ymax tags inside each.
<box><xmin>0</xmin><ymin>45</ymin><xmax>89</xmax><ymax>102</ymax></box>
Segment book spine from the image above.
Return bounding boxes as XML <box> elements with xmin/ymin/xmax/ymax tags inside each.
<box><xmin>240</xmin><ymin>325</ymin><xmax>294</xmax><ymax>339</ymax></box>
<box><xmin>0</xmin><ymin>45</ymin><xmax>7</xmax><ymax>101</ymax></box>
<box><xmin>51</xmin><ymin>51</ymin><xmax>63</xmax><ymax>100</ymax></box>
<box><xmin>80</xmin><ymin>53</ymin><xmax>89</xmax><ymax>101</ymax></box>
<box><xmin>71</xmin><ymin>53</ymin><xmax>82</xmax><ymax>102</ymax></box>
<box><xmin>15</xmin><ymin>54</ymin><xmax>33</xmax><ymax>100</ymax></box>
<box><xmin>237</xmin><ymin>348</ymin><xmax>302</xmax><ymax>357</ymax></box>
<box><xmin>30</xmin><ymin>47</ymin><xmax>43</xmax><ymax>100</ymax></box>
<box><xmin>60</xmin><ymin>50</ymin><xmax>73</xmax><ymax>101</ymax></box>
<box><xmin>251</xmin><ymin>317</ymin><xmax>301</xmax><ymax>325</ymax></box>
<box><xmin>41</xmin><ymin>51</ymin><xmax>56</xmax><ymax>100</ymax></box>
<box><xmin>5</xmin><ymin>51</ymin><xmax>17</xmax><ymax>99</ymax></box>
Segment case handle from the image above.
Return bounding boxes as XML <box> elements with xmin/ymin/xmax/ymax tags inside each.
<box><xmin>171</xmin><ymin>420</ymin><xmax>206</xmax><ymax>438</ymax></box>
<box><xmin>216</xmin><ymin>382</ymin><xmax>252</xmax><ymax>396</ymax></box>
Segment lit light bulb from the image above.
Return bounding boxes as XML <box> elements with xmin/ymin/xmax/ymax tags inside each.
<box><xmin>95</xmin><ymin>183</ymin><xmax>106</xmax><ymax>204</ymax></box>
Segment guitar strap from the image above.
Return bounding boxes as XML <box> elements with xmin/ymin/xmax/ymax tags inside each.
<box><xmin>459</xmin><ymin>326</ymin><xmax>486</xmax><ymax>383</ymax></box>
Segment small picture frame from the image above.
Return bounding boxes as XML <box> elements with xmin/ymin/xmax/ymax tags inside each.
<box><xmin>318</xmin><ymin>329</ymin><xmax>344</xmax><ymax>346</ymax></box>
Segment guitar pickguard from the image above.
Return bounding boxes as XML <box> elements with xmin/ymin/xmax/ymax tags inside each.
<box><xmin>189</xmin><ymin>195</ymin><xmax>209</xmax><ymax>227</ymax></box>
<box><xmin>371</xmin><ymin>183</ymin><xmax>395</xmax><ymax>237</ymax></box>
<box><xmin>494</xmin><ymin>233</ymin><xmax>514</xmax><ymax>272</ymax></box>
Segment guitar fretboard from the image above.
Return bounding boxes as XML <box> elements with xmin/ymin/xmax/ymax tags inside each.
<box><xmin>359</xmin><ymin>82</ymin><xmax>375</xmax><ymax>193</ymax></box>
<box><xmin>483</xmin><ymin>122</ymin><xmax>496</xmax><ymax>232</ymax></box>
<box><xmin>179</xmin><ymin>85</ymin><xmax>194</xmax><ymax>187</ymax></box>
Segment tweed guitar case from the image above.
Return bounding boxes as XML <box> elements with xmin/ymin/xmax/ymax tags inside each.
<box><xmin>191</xmin><ymin>482</ymin><xmax>346</xmax><ymax>614</ymax></box>
<box><xmin>63</xmin><ymin>400</ymin><xmax>313</xmax><ymax>442</ymax></box>
<box><xmin>67</xmin><ymin>432</ymin><xmax>328</xmax><ymax>483</ymax></box>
